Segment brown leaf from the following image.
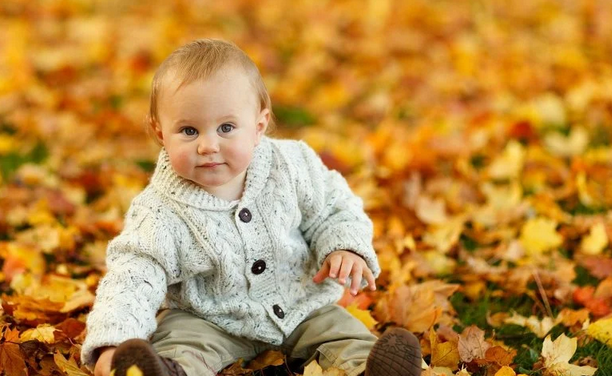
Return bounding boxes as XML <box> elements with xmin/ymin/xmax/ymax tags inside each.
<box><xmin>458</xmin><ymin>325</ymin><xmax>491</xmax><ymax>363</ymax></box>
<box><xmin>580</xmin><ymin>256</ymin><xmax>612</xmax><ymax>279</ymax></box>
<box><xmin>218</xmin><ymin>359</ymin><xmax>251</xmax><ymax>376</ymax></box>
<box><xmin>54</xmin><ymin>318</ymin><xmax>87</xmax><ymax>342</ymax></box>
<box><xmin>0</xmin><ymin>342</ymin><xmax>27</xmax><ymax>376</ymax></box>
<box><xmin>54</xmin><ymin>352</ymin><xmax>89</xmax><ymax>376</ymax></box>
<box><xmin>480</xmin><ymin>346</ymin><xmax>516</xmax><ymax>367</ymax></box>
<box><xmin>246</xmin><ymin>350</ymin><xmax>285</xmax><ymax>370</ymax></box>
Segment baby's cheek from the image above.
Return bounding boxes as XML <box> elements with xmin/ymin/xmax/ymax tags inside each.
<box><xmin>169</xmin><ymin>149</ymin><xmax>193</xmax><ymax>176</ymax></box>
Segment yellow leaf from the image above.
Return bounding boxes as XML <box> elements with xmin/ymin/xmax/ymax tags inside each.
<box><xmin>0</xmin><ymin>134</ymin><xmax>17</xmax><ymax>155</ymax></box>
<box><xmin>19</xmin><ymin>324</ymin><xmax>56</xmax><ymax>344</ymax></box>
<box><xmin>531</xmin><ymin>93</ymin><xmax>567</xmax><ymax>127</ymax></box>
<box><xmin>455</xmin><ymin>368</ymin><xmax>471</xmax><ymax>376</ymax></box>
<box><xmin>541</xmin><ymin>334</ymin><xmax>597</xmax><ymax>376</ymax></box>
<box><xmin>586</xmin><ymin>317</ymin><xmax>612</xmax><ymax>348</ymax></box>
<box><xmin>504</xmin><ymin>312</ymin><xmax>555</xmax><ymax>338</ymax></box>
<box><xmin>126</xmin><ymin>365</ymin><xmax>144</xmax><ymax>376</ymax></box>
<box><xmin>544</xmin><ymin>127</ymin><xmax>589</xmax><ymax>157</ymax></box>
<box><xmin>423</xmin><ymin>218</ymin><xmax>465</xmax><ymax>253</ymax></box>
<box><xmin>430</xmin><ymin>328</ymin><xmax>460</xmax><ymax>370</ymax></box>
<box><xmin>519</xmin><ymin>217</ymin><xmax>563</xmax><ymax>256</ymax></box>
<box><xmin>576</xmin><ymin>173</ymin><xmax>598</xmax><ymax>207</ymax></box>
<box><xmin>423</xmin><ymin>251</ymin><xmax>456</xmax><ymax>276</ymax></box>
<box><xmin>580</xmin><ymin>223</ymin><xmax>608</xmax><ymax>255</ymax></box>
<box><xmin>346</xmin><ymin>303</ymin><xmax>378</xmax><ymax>330</ymax></box>
<box><xmin>416</xmin><ymin>196</ymin><xmax>448</xmax><ymax>225</ymax></box>
<box><xmin>303</xmin><ymin>360</ymin><xmax>347</xmax><ymax>376</ymax></box>
<box><xmin>495</xmin><ymin>366</ymin><xmax>516</xmax><ymax>376</ymax></box>
<box><xmin>53</xmin><ymin>352</ymin><xmax>89</xmax><ymax>376</ymax></box>
<box><xmin>481</xmin><ymin>182</ymin><xmax>523</xmax><ymax>210</ymax></box>
<box><xmin>487</xmin><ymin>141</ymin><xmax>525</xmax><ymax>179</ymax></box>
<box><xmin>431</xmin><ymin>367</ymin><xmax>455</xmax><ymax>376</ymax></box>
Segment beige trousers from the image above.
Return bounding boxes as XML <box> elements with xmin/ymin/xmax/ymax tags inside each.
<box><xmin>150</xmin><ymin>304</ymin><xmax>377</xmax><ymax>376</ymax></box>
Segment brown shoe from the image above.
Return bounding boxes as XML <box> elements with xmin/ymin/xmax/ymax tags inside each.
<box><xmin>111</xmin><ymin>339</ymin><xmax>187</xmax><ymax>376</ymax></box>
<box><xmin>365</xmin><ymin>328</ymin><xmax>421</xmax><ymax>376</ymax></box>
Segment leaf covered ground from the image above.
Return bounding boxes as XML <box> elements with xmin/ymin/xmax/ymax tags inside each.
<box><xmin>0</xmin><ymin>0</ymin><xmax>611</xmax><ymax>375</ymax></box>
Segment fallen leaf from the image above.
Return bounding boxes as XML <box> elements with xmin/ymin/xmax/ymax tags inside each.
<box><xmin>416</xmin><ymin>195</ymin><xmax>449</xmax><ymax>225</ymax></box>
<box><xmin>246</xmin><ymin>350</ymin><xmax>285</xmax><ymax>370</ymax></box>
<box><xmin>544</xmin><ymin>127</ymin><xmax>589</xmax><ymax>157</ymax></box>
<box><xmin>586</xmin><ymin>317</ymin><xmax>612</xmax><ymax>348</ymax></box>
<box><xmin>580</xmin><ymin>223</ymin><xmax>608</xmax><ymax>255</ymax></box>
<box><xmin>504</xmin><ymin>312</ymin><xmax>555</xmax><ymax>338</ymax></box>
<box><xmin>541</xmin><ymin>334</ymin><xmax>597</xmax><ymax>376</ymax></box>
<box><xmin>519</xmin><ymin>217</ymin><xmax>563</xmax><ymax>256</ymax></box>
<box><xmin>0</xmin><ymin>340</ymin><xmax>26</xmax><ymax>376</ymax></box>
<box><xmin>430</xmin><ymin>329</ymin><xmax>460</xmax><ymax>370</ymax></box>
<box><xmin>494</xmin><ymin>366</ymin><xmax>516</xmax><ymax>376</ymax></box>
<box><xmin>53</xmin><ymin>352</ymin><xmax>89</xmax><ymax>376</ymax></box>
<box><xmin>482</xmin><ymin>346</ymin><xmax>516</xmax><ymax>367</ymax></box>
<box><xmin>579</xmin><ymin>255</ymin><xmax>612</xmax><ymax>279</ymax></box>
<box><xmin>337</xmin><ymin>289</ymin><xmax>373</xmax><ymax>309</ymax></box>
<box><xmin>457</xmin><ymin>326</ymin><xmax>490</xmax><ymax>363</ymax></box>
<box><xmin>487</xmin><ymin>140</ymin><xmax>525</xmax><ymax>179</ymax></box>
<box><xmin>20</xmin><ymin>324</ymin><xmax>56</xmax><ymax>344</ymax></box>
<box><xmin>303</xmin><ymin>360</ymin><xmax>347</xmax><ymax>376</ymax></box>
<box><xmin>555</xmin><ymin>309</ymin><xmax>590</xmax><ymax>328</ymax></box>
<box><xmin>346</xmin><ymin>303</ymin><xmax>378</xmax><ymax>329</ymax></box>
<box><xmin>572</xmin><ymin>287</ymin><xmax>611</xmax><ymax>318</ymax></box>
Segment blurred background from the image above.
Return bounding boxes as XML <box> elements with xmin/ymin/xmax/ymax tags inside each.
<box><xmin>1</xmin><ymin>0</ymin><xmax>612</xmax><ymax>374</ymax></box>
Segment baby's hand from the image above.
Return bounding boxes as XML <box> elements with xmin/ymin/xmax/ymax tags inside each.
<box><xmin>313</xmin><ymin>250</ymin><xmax>376</xmax><ymax>295</ymax></box>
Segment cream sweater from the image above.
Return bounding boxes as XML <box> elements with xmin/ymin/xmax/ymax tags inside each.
<box><xmin>81</xmin><ymin>137</ymin><xmax>380</xmax><ymax>366</ymax></box>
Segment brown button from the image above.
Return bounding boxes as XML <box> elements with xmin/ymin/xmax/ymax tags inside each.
<box><xmin>238</xmin><ymin>208</ymin><xmax>252</xmax><ymax>223</ymax></box>
<box><xmin>273</xmin><ymin>304</ymin><xmax>285</xmax><ymax>319</ymax></box>
<box><xmin>251</xmin><ymin>260</ymin><xmax>266</xmax><ymax>275</ymax></box>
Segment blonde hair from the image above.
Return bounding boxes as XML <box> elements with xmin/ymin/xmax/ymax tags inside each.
<box><xmin>147</xmin><ymin>39</ymin><xmax>274</xmax><ymax>142</ymax></box>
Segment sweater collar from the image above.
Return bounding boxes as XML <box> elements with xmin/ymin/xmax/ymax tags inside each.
<box><xmin>150</xmin><ymin>137</ymin><xmax>272</xmax><ymax>211</ymax></box>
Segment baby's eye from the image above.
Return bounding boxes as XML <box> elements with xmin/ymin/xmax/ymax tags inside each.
<box><xmin>218</xmin><ymin>123</ymin><xmax>234</xmax><ymax>133</ymax></box>
<box><xmin>181</xmin><ymin>127</ymin><xmax>198</xmax><ymax>136</ymax></box>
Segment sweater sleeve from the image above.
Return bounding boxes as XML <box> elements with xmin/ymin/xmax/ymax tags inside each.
<box><xmin>293</xmin><ymin>141</ymin><xmax>380</xmax><ymax>278</ymax></box>
<box><xmin>81</xmin><ymin>203</ymin><xmax>178</xmax><ymax>368</ymax></box>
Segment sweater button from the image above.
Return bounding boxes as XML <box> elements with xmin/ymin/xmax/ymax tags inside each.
<box><xmin>251</xmin><ymin>260</ymin><xmax>266</xmax><ymax>275</ymax></box>
<box><xmin>273</xmin><ymin>304</ymin><xmax>285</xmax><ymax>319</ymax></box>
<box><xmin>238</xmin><ymin>208</ymin><xmax>252</xmax><ymax>223</ymax></box>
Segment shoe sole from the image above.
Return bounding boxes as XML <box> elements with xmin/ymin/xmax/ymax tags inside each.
<box><xmin>365</xmin><ymin>328</ymin><xmax>422</xmax><ymax>376</ymax></box>
<box><xmin>111</xmin><ymin>339</ymin><xmax>167</xmax><ymax>376</ymax></box>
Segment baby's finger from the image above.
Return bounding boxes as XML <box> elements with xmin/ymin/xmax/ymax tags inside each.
<box><xmin>350</xmin><ymin>265</ymin><xmax>363</xmax><ymax>295</ymax></box>
<box><xmin>313</xmin><ymin>262</ymin><xmax>330</xmax><ymax>283</ymax></box>
<box><xmin>328</xmin><ymin>254</ymin><xmax>342</xmax><ymax>278</ymax></box>
<box><xmin>338</xmin><ymin>258</ymin><xmax>354</xmax><ymax>284</ymax></box>
<box><xmin>363</xmin><ymin>267</ymin><xmax>376</xmax><ymax>291</ymax></box>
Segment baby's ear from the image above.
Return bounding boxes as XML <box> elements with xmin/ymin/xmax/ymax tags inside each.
<box><xmin>256</xmin><ymin>109</ymin><xmax>270</xmax><ymax>139</ymax></box>
<box><xmin>147</xmin><ymin>116</ymin><xmax>164</xmax><ymax>145</ymax></box>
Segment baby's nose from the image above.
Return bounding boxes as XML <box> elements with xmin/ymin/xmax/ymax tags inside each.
<box><xmin>197</xmin><ymin>134</ymin><xmax>220</xmax><ymax>154</ymax></box>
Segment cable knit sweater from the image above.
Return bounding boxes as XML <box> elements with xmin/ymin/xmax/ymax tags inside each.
<box><xmin>81</xmin><ymin>137</ymin><xmax>380</xmax><ymax>366</ymax></box>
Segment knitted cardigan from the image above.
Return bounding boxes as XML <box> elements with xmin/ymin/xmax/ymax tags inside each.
<box><xmin>81</xmin><ymin>137</ymin><xmax>380</xmax><ymax>366</ymax></box>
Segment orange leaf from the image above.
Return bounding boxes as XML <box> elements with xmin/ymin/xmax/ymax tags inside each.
<box><xmin>573</xmin><ymin>286</ymin><xmax>611</xmax><ymax>318</ymax></box>
<box><xmin>246</xmin><ymin>350</ymin><xmax>285</xmax><ymax>370</ymax></box>
<box><xmin>0</xmin><ymin>342</ymin><xmax>27</xmax><ymax>376</ymax></box>
<box><xmin>483</xmin><ymin>346</ymin><xmax>516</xmax><ymax>367</ymax></box>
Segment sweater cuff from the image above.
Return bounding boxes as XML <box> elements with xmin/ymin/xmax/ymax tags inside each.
<box><xmin>314</xmin><ymin>223</ymin><xmax>380</xmax><ymax>278</ymax></box>
<box><xmin>81</xmin><ymin>324</ymin><xmax>147</xmax><ymax>367</ymax></box>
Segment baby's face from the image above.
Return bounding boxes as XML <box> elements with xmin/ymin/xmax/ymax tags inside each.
<box><xmin>156</xmin><ymin>66</ymin><xmax>269</xmax><ymax>200</ymax></box>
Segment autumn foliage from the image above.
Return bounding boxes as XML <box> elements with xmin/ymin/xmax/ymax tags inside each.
<box><xmin>1</xmin><ymin>0</ymin><xmax>612</xmax><ymax>375</ymax></box>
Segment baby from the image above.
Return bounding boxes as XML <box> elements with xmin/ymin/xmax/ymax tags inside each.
<box><xmin>82</xmin><ymin>39</ymin><xmax>421</xmax><ymax>376</ymax></box>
